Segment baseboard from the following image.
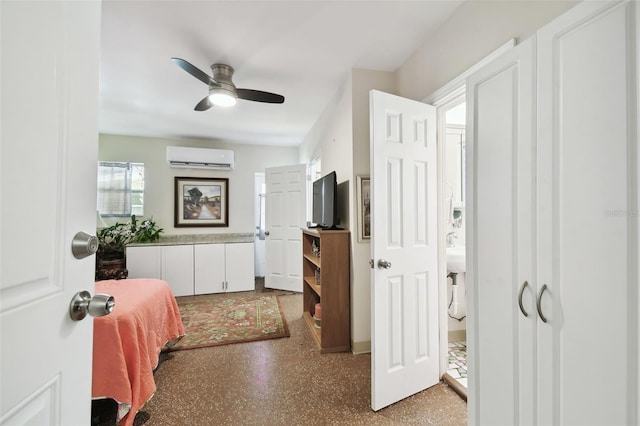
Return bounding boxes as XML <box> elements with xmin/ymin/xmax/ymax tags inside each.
<box><xmin>351</xmin><ymin>340</ymin><xmax>371</xmax><ymax>354</ymax></box>
<box><xmin>442</xmin><ymin>373</ymin><xmax>467</xmax><ymax>402</ymax></box>
<box><xmin>448</xmin><ymin>329</ymin><xmax>466</xmax><ymax>342</ymax></box>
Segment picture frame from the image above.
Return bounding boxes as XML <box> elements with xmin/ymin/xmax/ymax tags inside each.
<box><xmin>175</xmin><ymin>177</ymin><xmax>229</xmax><ymax>227</ymax></box>
<box><xmin>356</xmin><ymin>176</ymin><xmax>371</xmax><ymax>241</ymax></box>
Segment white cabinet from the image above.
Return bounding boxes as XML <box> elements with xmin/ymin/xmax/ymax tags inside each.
<box><xmin>161</xmin><ymin>245</ymin><xmax>194</xmax><ymax>297</ymax></box>
<box><xmin>194</xmin><ymin>244</ymin><xmax>225</xmax><ymax>294</ymax></box>
<box><xmin>127</xmin><ymin>244</ymin><xmax>194</xmax><ymax>296</ymax></box>
<box><xmin>127</xmin><ymin>245</ymin><xmax>161</xmax><ymax>279</ymax></box>
<box><xmin>467</xmin><ymin>1</ymin><xmax>639</xmax><ymax>425</ymax></box>
<box><xmin>194</xmin><ymin>243</ymin><xmax>255</xmax><ymax>294</ymax></box>
<box><xmin>128</xmin><ymin>242</ymin><xmax>255</xmax><ymax>296</ymax></box>
<box><xmin>224</xmin><ymin>243</ymin><xmax>255</xmax><ymax>292</ymax></box>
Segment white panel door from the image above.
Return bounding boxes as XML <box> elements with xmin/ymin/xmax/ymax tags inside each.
<box><xmin>466</xmin><ymin>38</ymin><xmax>536</xmax><ymax>425</ymax></box>
<box><xmin>370</xmin><ymin>90</ymin><xmax>439</xmax><ymax>410</ymax></box>
<box><xmin>226</xmin><ymin>243</ymin><xmax>255</xmax><ymax>292</ymax></box>
<box><xmin>265</xmin><ymin>164</ymin><xmax>307</xmax><ymax>292</ymax></box>
<box><xmin>194</xmin><ymin>244</ymin><xmax>225</xmax><ymax>294</ymax></box>
<box><xmin>537</xmin><ymin>2</ymin><xmax>639</xmax><ymax>424</ymax></box>
<box><xmin>162</xmin><ymin>245</ymin><xmax>194</xmax><ymax>297</ymax></box>
<box><xmin>0</xmin><ymin>1</ymin><xmax>100</xmax><ymax>424</ymax></box>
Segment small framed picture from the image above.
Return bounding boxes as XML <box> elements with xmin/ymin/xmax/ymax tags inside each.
<box><xmin>175</xmin><ymin>177</ymin><xmax>229</xmax><ymax>227</ymax></box>
<box><xmin>357</xmin><ymin>176</ymin><xmax>370</xmax><ymax>241</ymax></box>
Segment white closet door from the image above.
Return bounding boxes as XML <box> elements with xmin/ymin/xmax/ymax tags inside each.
<box><xmin>225</xmin><ymin>243</ymin><xmax>255</xmax><ymax>292</ymax></box>
<box><xmin>127</xmin><ymin>246</ymin><xmax>162</xmax><ymax>279</ymax></box>
<box><xmin>162</xmin><ymin>245</ymin><xmax>194</xmax><ymax>297</ymax></box>
<box><xmin>537</xmin><ymin>1</ymin><xmax>639</xmax><ymax>424</ymax></box>
<box><xmin>194</xmin><ymin>244</ymin><xmax>225</xmax><ymax>294</ymax></box>
<box><xmin>466</xmin><ymin>37</ymin><xmax>536</xmax><ymax>425</ymax></box>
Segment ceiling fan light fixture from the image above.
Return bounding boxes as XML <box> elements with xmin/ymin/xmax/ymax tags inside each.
<box><xmin>208</xmin><ymin>87</ymin><xmax>237</xmax><ymax>107</ymax></box>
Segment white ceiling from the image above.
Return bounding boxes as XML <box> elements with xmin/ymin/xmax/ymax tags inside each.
<box><xmin>100</xmin><ymin>0</ymin><xmax>463</xmax><ymax>147</ymax></box>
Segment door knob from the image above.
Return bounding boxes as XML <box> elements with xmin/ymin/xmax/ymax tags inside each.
<box><xmin>71</xmin><ymin>231</ymin><xmax>99</xmax><ymax>259</ymax></box>
<box><xmin>264</xmin><ymin>230</ymin><xmax>270</xmax><ymax>236</ymax></box>
<box><xmin>69</xmin><ymin>291</ymin><xmax>115</xmax><ymax>321</ymax></box>
<box><xmin>377</xmin><ymin>259</ymin><xmax>392</xmax><ymax>269</ymax></box>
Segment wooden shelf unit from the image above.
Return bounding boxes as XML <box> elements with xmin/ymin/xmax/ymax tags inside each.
<box><xmin>301</xmin><ymin>228</ymin><xmax>350</xmax><ymax>353</ymax></box>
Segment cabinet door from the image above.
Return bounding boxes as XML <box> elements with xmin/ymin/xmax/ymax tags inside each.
<box><xmin>225</xmin><ymin>243</ymin><xmax>255</xmax><ymax>292</ymax></box>
<box><xmin>467</xmin><ymin>37</ymin><xmax>536</xmax><ymax>425</ymax></box>
<box><xmin>194</xmin><ymin>244</ymin><xmax>225</xmax><ymax>294</ymax></box>
<box><xmin>161</xmin><ymin>245</ymin><xmax>194</xmax><ymax>296</ymax></box>
<box><xmin>537</xmin><ymin>2</ymin><xmax>639</xmax><ymax>424</ymax></box>
<box><xmin>126</xmin><ymin>246</ymin><xmax>162</xmax><ymax>279</ymax></box>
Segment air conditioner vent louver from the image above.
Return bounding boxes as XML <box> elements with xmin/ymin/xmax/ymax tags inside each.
<box><xmin>166</xmin><ymin>146</ymin><xmax>234</xmax><ymax>170</ymax></box>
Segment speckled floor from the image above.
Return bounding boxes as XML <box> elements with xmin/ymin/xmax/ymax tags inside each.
<box><xmin>94</xmin><ymin>289</ymin><xmax>467</xmax><ymax>425</ymax></box>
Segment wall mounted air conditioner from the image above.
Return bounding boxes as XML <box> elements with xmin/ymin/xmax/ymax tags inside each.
<box><xmin>166</xmin><ymin>146</ymin><xmax>234</xmax><ymax>170</ymax></box>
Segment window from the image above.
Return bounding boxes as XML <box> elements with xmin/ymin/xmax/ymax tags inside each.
<box><xmin>97</xmin><ymin>162</ymin><xmax>144</xmax><ymax>216</ymax></box>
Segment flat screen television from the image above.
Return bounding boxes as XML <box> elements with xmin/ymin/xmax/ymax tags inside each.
<box><xmin>312</xmin><ymin>171</ymin><xmax>338</xmax><ymax>229</ymax></box>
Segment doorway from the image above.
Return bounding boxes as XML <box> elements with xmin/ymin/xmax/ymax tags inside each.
<box><xmin>440</xmin><ymin>98</ymin><xmax>468</xmax><ymax>393</ymax></box>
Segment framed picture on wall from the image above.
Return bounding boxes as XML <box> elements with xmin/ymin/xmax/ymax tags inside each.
<box><xmin>357</xmin><ymin>175</ymin><xmax>371</xmax><ymax>241</ymax></box>
<box><xmin>175</xmin><ymin>177</ymin><xmax>229</xmax><ymax>227</ymax></box>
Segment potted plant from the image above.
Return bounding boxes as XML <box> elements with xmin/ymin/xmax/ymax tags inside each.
<box><xmin>96</xmin><ymin>215</ymin><xmax>163</xmax><ymax>280</ymax></box>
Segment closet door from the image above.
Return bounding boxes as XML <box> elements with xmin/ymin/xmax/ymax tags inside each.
<box><xmin>225</xmin><ymin>243</ymin><xmax>255</xmax><ymax>292</ymax></box>
<box><xmin>194</xmin><ymin>244</ymin><xmax>226</xmax><ymax>294</ymax></box>
<box><xmin>466</xmin><ymin>37</ymin><xmax>536</xmax><ymax>425</ymax></box>
<box><xmin>162</xmin><ymin>245</ymin><xmax>194</xmax><ymax>296</ymax></box>
<box><xmin>537</xmin><ymin>1</ymin><xmax>639</xmax><ymax>424</ymax></box>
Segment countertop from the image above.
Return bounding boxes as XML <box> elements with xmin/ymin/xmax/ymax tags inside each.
<box><xmin>127</xmin><ymin>233</ymin><xmax>254</xmax><ymax>247</ymax></box>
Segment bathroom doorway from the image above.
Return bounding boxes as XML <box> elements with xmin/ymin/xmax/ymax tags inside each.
<box><xmin>440</xmin><ymin>98</ymin><xmax>468</xmax><ymax>394</ymax></box>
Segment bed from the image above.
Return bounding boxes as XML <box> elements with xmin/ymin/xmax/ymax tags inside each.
<box><xmin>92</xmin><ymin>278</ymin><xmax>185</xmax><ymax>426</ymax></box>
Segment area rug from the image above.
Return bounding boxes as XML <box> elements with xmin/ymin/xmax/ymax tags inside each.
<box><xmin>169</xmin><ymin>292</ymin><xmax>290</xmax><ymax>351</ymax></box>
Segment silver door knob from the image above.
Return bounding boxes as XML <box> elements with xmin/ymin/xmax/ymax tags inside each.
<box><xmin>69</xmin><ymin>291</ymin><xmax>115</xmax><ymax>321</ymax></box>
<box><xmin>71</xmin><ymin>231</ymin><xmax>99</xmax><ymax>259</ymax></box>
<box><xmin>377</xmin><ymin>259</ymin><xmax>392</xmax><ymax>269</ymax></box>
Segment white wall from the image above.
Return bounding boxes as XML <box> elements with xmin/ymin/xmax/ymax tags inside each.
<box><xmin>99</xmin><ymin>134</ymin><xmax>298</xmax><ymax>235</ymax></box>
<box><xmin>350</xmin><ymin>69</ymin><xmax>396</xmax><ymax>352</ymax></box>
<box><xmin>397</xmin><ymin>0</ymin><xmax>578</xmax><ymax>101</ymax></box>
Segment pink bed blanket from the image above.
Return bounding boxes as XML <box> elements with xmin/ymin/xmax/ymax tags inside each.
<box><xmin>92</xmin><ymin>278</ymin><xmax>185</xmax><ymax>426</ymax></box>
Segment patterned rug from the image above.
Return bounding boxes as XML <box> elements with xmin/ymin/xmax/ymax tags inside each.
<box><xmin>169</xmin><ymin>291</ymin><xmax>290</xmax><ymax>351</ymax></box>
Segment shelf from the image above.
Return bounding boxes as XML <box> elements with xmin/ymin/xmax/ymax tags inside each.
<box><xmin>303</xmin><ymin>277</ymin><xmax>321</xmax><ymax>297</ymax></box>
<box><xmin>301</xmin><ymin>228</ymin><xmax>350</xmax><ymax>353</ymax></box>
<box><xmin>303</xmin><ymin>311</ymin><xmax>321</xmax><ymax>347</ymax></box>
<box><xmin>303</xmin><ymin>254</ymin><xmax>321</xmax><ymax>268</ymax></box>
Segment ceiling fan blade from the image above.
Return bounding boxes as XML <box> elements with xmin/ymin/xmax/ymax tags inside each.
<box><xmin>194</xmin><ymin>96</ymin><xmax>213</xmax><ymax>111</ymax></box>
<box><xmin>236</xmin><ymin>88</ymin><xmax>284</xmax><ymax>104</ymax></box>
<box><xmin>171</xmin><ymin>57</ymin><xmax>215</xmax><ymax>86</ymax></box>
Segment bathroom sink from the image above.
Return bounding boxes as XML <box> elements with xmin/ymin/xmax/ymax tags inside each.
<box><xmin>446</xmin><ymin>246</ymin><xmax>466</xmax><ymax>273</ymax></box>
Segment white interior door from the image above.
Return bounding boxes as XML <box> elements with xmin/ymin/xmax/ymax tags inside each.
<box><xmin>265</xmin><ymin>164</ymin><xmax>307</xmax><ymax>292</ymax></box>
<box><xmin>1</xmin><ymin>1</ymin><xmax>101</xmax><ymax>424</ymax></box>
<box><xmin>370</xmin><ymin>90</ymin><xmax>439</xmax><ymax>411</ymax></box>
<box><xmin>537</xmin><ymin>2</ymin><xmax>639</xmax><ymax>424</ymax></box>
<box><xmin>466</xmin><ymin>37</ymin><xmax>536</xmax><ymax>425</ymax></box>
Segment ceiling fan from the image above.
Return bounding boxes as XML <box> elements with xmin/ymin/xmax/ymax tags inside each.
<box><xmin>171</xmin><ymin>57</ymin><xmax>285</xmax><ymax>110</ymax></box>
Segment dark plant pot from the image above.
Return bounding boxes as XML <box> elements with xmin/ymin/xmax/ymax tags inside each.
<box><xmin>97</xmin><ymin>258</ymin><xmax>126</xmax><ymax>270</ymax></box>
<box><xmin>95</xmin><ymin>252</ymin><xmax>128</xmax><ymax>281</ymax></box>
